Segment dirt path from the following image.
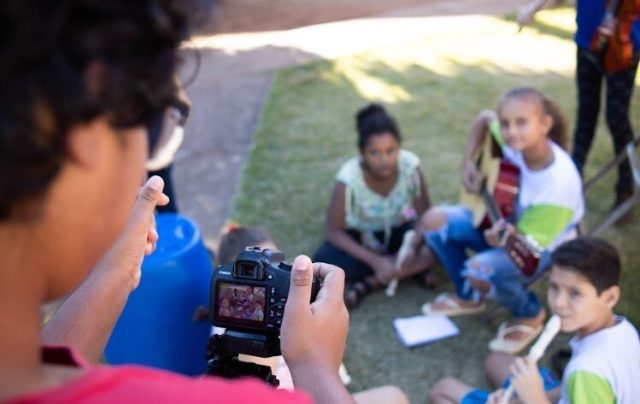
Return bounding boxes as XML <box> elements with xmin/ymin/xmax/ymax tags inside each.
<box><xmin>208</xmin><ymin>0</ymin><xmax>437</xmax><ymax>34</ymax></box>
<box><xmin>176</xmin><ymin>0</ymin><xmax>530</xmax><ymax>250</ymax></box>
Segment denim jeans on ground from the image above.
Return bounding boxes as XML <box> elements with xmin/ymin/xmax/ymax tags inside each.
<box><xmin>424</xmin><ymin>205</ymin><xmax>548</xmax><ymax>319</ymax></box>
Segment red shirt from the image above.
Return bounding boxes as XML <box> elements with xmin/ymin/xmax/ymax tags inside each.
<box><xmin>8</xmin><ymin>346</ymin><xmax>312</xmax><ymax>403</ymax></box>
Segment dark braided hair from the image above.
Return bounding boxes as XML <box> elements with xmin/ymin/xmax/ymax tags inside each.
<box><xmin>0</xmin><ymin>0</ymin><xmax>198</xmax><ymax>220</ymax></box>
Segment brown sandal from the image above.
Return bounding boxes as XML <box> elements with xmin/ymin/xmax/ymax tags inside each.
<box><xmin>344</xmin><ymin>279</ymin><xmax>375</xmax><ymax>309</ymax></box>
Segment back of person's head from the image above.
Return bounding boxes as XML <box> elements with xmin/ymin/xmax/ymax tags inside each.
<box><xmin>0</xmin><ymin>0</ymin><xmax>197</xmax><ymax>221</ymax></box>
<box><xmin>355</xmin><ymin>103</ymin><xmax>401</xmax><ymax>152</ymax></box>
<box><xmin>217</xmin><ymin>225</ymin><xmax>276</xmax><ymax>266</ymax></box>
<box><xmin>551</xmin><ymin>236</ymin><xmax>621</xmax><ymax>295</ymax></box>
<box><xmin>497</xmin><ymin>87</ymin><xmax>568</xmax><ymax>150</ymax></box>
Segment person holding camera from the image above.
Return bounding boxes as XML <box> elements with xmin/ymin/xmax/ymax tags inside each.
<box><xmin>212</xmin><ymin>225</ymin><xmax>409</xmax><ymax>404</ymax></box>
<box><xmin>0</xmin><ymin>1</ymin><xmax>352</xmax><ymax>403</ymax></box>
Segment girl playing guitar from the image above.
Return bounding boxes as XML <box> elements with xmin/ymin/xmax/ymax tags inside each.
<box><xmin>415</xmin><ymin>88</ymin><xmax>584</xmax><ymax>355</ymax></box>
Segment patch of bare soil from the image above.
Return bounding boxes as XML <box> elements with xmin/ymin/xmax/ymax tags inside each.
<box><xmin>207</xmin><ymin>0</ymin><xmax>437</xmax><ymax>34</ymax></box>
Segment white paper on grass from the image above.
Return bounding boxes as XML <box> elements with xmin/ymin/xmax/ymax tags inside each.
<box><xmin>393</xmin><ymin>315</ymin><xmax>460</xmax><ymax>347</ymax></box>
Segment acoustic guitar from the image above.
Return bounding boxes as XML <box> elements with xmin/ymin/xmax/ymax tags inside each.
<box><xmin>459</xmin><ymin>129</ymin><xmax>518</xmax><ymax>228</ymax></box>
<box><xmin>459</xmin><ymin>131</ymin><xmax>543</xmax><ymax>277</ymax></box>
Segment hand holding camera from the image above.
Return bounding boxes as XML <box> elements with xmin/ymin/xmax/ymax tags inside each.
<box><xmin>208</xmin><ymin>247</ymin><xmax>350</xmax><ymax>401</ymax></box>
<box><xmin>281</xmin><ymin>255</ymin><xmax>352</xmax><ymax>404</ymax></box>
<box><xmin>281</xmin><ymin>255</ymin><xmax>349</xmax><ymax>377</ymax></box>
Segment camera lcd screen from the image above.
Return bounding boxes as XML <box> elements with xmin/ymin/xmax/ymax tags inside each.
<box><xmin>216</xmin><ymin>282</ymin><xmax>266</xmax><ymax>327</ymax></box>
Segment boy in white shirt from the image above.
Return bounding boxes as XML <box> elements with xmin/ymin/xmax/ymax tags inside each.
<box><xmin>429</xmin><ymin>236</ymin><xmax>640</xmax><ymax>404</ymax></box>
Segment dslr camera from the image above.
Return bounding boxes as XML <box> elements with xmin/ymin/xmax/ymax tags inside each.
<box><xmin>206</xmin><ymin>247</ymin><xmax>320</xmax><ymax>384</ymax></box>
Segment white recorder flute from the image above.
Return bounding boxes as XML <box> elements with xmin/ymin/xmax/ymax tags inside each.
<box><xmin>499</xmin><ymin>315</ymin><xmax>562</xmax><ymax>404</ymax></box>
<box><xmin>385</xmin><ymin>278</ymin><xmax>398</xmax><ymax>297</ymax></box>
<box><xmin>386</xmin><ymin>230</ymin><xmax>416</xmax><ymax>297</ymax></box>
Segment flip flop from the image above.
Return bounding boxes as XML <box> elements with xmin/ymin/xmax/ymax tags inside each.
<box><xmin>421</xmin><ymin>292</ymin><xmax>486</xmax><ymax>317</ymax></box>
<box><xmin>488</xmin><ymin>321</ymin><xmax>543</xmax><ymax>354</ymax></box>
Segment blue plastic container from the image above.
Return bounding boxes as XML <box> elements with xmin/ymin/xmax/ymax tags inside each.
<box><xmin>105</xmin><ymin>213</ymin><xmax>213</xmax><ymax>376</ymax></box>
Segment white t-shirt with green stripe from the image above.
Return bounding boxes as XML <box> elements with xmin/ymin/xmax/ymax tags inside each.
<box><xmin>501</xmin><ymin>141</ymin><xmax>584</xmax><ymax>251</ymax></box>
<box><xmin>560</xmin><ymin>317</ymin><xmax>640</xmax><ymax>404</ymax></box>
<box><xmin>488</xmin><ymin>119</ymin><xmax>584</xmax><ymax>251</ymax></box>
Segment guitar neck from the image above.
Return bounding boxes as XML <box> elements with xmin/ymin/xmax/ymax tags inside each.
<box><xmin>480</xmin><ymin>183</ymin><xmax>503</xmax><ymax>225</ymax></box>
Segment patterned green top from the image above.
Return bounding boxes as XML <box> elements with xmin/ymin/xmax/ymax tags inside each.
<box><xmin>336</xmin><ymin>149</ymin><xmax>421</xmax><ymax>250</ymax></box>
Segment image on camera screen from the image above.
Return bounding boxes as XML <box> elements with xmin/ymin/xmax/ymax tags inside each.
<box><xmin>217</xmin><ymin>282</ymin><xmax>267</xmax><ymax>326</ymax></box>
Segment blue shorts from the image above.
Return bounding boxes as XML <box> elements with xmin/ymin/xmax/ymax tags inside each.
<box><xmin>460</xmin><ymin>367</ymin><xmax>559</xmax><ymax>404</ymax></box>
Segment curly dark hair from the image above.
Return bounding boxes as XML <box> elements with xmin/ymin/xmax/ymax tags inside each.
<box><xmin>0</xmin><ymin>0</ymin><xmax>199</xmax><ymax>220</ymax></box>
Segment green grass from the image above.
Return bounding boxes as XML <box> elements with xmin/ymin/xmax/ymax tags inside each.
<box><xmin>231</xmin><ymin>7</ymin><xmax>639</xmax><ymax>402</ymax></box>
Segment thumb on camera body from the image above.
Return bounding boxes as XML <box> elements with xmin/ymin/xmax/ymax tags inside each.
<box><xmin>282</xmin><ymin>256</ymin><xmax>348</xmax><ymax>375</ymax></box>
<box><xmin>287</xmin><ymin>255</ymin><xmax>314</xmax><ymax>307</ymax></box>
<box><xmin>281</xmin><ymin>255</ymin><xmax>315</xmax><ymax>370</ymax></box>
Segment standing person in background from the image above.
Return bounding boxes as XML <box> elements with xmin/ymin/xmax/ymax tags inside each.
<box><xmin>519</xmin><ymin>0</ymin><xmax>640</xmax><ymax>222</ymax></box>
<box><xmin>313</xmin><ymin>103</ymin><xmax>432</xmax><ymax>309</ymax></box>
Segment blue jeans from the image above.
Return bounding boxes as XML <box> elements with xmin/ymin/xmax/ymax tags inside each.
<box><xmin>425</xmin><ymin>206</ymin><xmax>549</xmax><ymax>319</ymax></box>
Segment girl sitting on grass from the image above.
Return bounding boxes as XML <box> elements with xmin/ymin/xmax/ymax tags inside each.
<box><xmin>313</xmin><ymin>103</ymin><xmax>432</xmax><ymax>308</ymax></box>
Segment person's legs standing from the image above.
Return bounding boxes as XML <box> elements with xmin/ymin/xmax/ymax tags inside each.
<box><xmin>604</xmin><ymin>52</ymin><xmax>640</xmax><ymax>198</ymax></box>
<box><xmin>572</xmin><ymin>48</ymin><xmax>604</xmax><ymax>175</ymax></box>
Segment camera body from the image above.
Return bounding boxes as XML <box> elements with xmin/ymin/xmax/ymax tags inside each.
<box><xmin>209</xmin><ymin>247</ymin><xmax>319</xmax><ymax>357</ymax></box>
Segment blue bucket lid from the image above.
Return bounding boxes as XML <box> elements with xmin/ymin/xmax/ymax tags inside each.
<box><xmin>142</xmin><ymin>213</ymin><xmax>201</xmax><ymax>268</ymax></box>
